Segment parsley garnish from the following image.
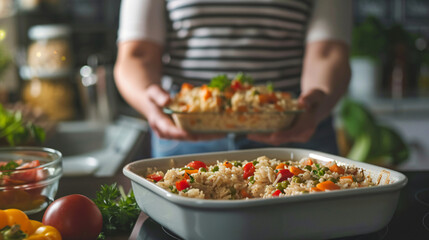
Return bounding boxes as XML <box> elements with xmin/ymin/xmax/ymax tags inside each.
<box><xmin>0</xmin><ymin>160</ymin><xmax>19</xmax><ymax>176</ymax></box>
<box><xmin>209</xmin><ymin>74</ymin><xmax>231</xmax><ymax>91</ymax></box>
<box><xmin>234</xmin><ymin>72</ymin><xmax>254</xmax><ymax>85</ymax></box>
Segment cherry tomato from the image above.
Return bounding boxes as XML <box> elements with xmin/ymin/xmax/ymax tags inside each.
<box><xmin>277</xmin><ymin>169</ymin><xmax>294</xmax><ymax>182</ymax></box>
<box><xmin>175</xmin><ymin>179</ymin><xmax>190</xmax><ymax>191</ymax></box>
<box><xmin>146</xmin><ymin>173</ymin><xmax>163</xmax><ymax>182</ymax></box>
<box><xmin>42</xmin><ymin>194</ymin><xmax>102</xmax><ymax>240</ymax></box>
<box><xmin>243</xmin><ymin>162</ymin><xmax>255</xmax><ymax>180</ymax></box>
<box><xmin>186</xmin><ymin>161</ymin><xmax>207</xmax><ymax>170</ymax></box>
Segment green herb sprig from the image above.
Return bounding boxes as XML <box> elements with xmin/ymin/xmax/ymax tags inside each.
<box><xmin>0</xmin><ymin>104</ymin><xmax>45</xmax><ymax>146</ymax></box>
<box><xmin>93</xmin><ymin>183</ymin><xmax>140</xmax><ymax>237</ymax></box>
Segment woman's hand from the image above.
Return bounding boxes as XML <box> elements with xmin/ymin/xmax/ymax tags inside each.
<box><xmin>143</xmin><ymin>84</ymin><xmax>225</xmax><ymax>141</ymax></box>
<box><xmin>246</xmin><ymin>89</ymin><xmax>326</xmax><ymax>145</ymax></box>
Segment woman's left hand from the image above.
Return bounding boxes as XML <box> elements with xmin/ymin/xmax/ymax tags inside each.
<box><xmin>247</xmin><ymin>89</ymin><xmax>326</xmax><ymax>145</ymax></box>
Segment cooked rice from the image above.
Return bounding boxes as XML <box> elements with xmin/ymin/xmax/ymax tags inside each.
<box><xmin>146</xmin><ymin>156</ymin><xmax>379</xmax><ymax>200</ymax></box>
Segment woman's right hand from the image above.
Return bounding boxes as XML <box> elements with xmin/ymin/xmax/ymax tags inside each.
<box><xmin>142</xmin><ymin>84</ymin><xmax>225</xmax><ymax>141</ymax></box>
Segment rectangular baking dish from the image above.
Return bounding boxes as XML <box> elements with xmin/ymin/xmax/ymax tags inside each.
<box><xmin>123</xmin><ymin>148</ymin><xmax>407</xmax><ymax>240</ymax></box>
<box><xmin>164</xmin><ymin>108</ymin><xmax>302</xmax><ymax>133</ymax></box>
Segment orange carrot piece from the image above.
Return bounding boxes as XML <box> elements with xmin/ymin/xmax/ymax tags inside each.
<box><xmin>310</xmin><ymin>187</ymin><xmax>322</xmax><ymax>193</ymax></box>
<box><xmin>289</xmin><ymin>166</ymin><xmax>304</xmax><ymax>175</ymax></box>
<box><xmin>201</xmin><ymin>88</ymin><xmax>212</xmax><ymax>101</ymax></box>
<box><xmin>240</xmin><ymin>189</ymin><xmax>251</xmax><ymax>198</ymax></box>
<box><xmin>223</xmin><ymin>161</ymin><xmax>233</xmax><ymax>169</ymax></box>
<box><xmin>181</xmin><ymin>83</ymin><xmax>194</xmax><ymax>91</ymax></box>
<box><xmin>329</xmin><ymin>164</ymin><xmax>345</xmax><ymax>174</ymax></box>
<box><xmin>340</xmin><ymin>175</ymin><xmax>353</xmax><ymax>182</ymax></box>
<box><xmin>185</xmin><ymin>169</ymin><xmax>199</xmax><ymax>174</ymax></box>
<box><xmin>183</xmin><ymin>173</ymin><xmax>190</xmax><ymax>180</ymax></box>
<box><xmin>276</xmin><ymin>163</ymin><xmax>287</xmax><ymax>170</ymax></box>
<box><xmin>316</xmin><ymin>180</ymin><xmax>340</xmax><ymax>191</ymax></box>
<box><xmin>304</xmin><ymin>158</ymin><xmax>314</xmax><ymax>166</ymax></box>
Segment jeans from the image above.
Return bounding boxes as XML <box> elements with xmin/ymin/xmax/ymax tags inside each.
<box><xmin>150</xmin><ymin>116</ymin><xmax>339</xmax><ymax>157</ymax></box>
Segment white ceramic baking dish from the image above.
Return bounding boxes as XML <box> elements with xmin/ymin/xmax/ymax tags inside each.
<box><xmin>123</xmin><ymin>148</ymin><xmax>407</xmax><ymax>240</ymax></box>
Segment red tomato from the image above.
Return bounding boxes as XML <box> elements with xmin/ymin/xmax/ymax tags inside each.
<box><xmin>243</xmin><ymin>162</ymin><xmax>255</xmax><ymax>180</ymax></box>
<box><xmin>146</xmin><ymin>173</ymin><xmax>163</xmax><ymax>182</ymax></box>
<box><xmin>42</xmin><ymin>194</ymin><xmax>103</xmax><ymax>240</ymax></box>
<box><xmin>186</xmin><ymin>161</ymin><xmax>207</xmax><ymax>170</ymax></box>
<box><xmin>231</xmin><ymin>80</ymin><xmax>243</xmax><ymax>91</ymax></box>
<box><xmin>175</xmin><ymin>179</ymin><xmax>190</xmax><ymax>191</ymax></box>
<box><xmin>277</xmin><ymin>169</ymin><xmax>294</xmax><ymax>182</ymax></box>
<box><xmin>272</xmin><ymin>189</ymin><xmax>282</xmax><ymax>197</ymax></box>
<box><xmin>6</xmin><ymin>160</ymin><xmax>41</xmax><ymax>184</ymax></box>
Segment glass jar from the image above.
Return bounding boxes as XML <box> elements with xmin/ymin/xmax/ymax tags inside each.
<box><xmin>27</xmin><ymin>24</ymin><xmax>72</xmax><ymax>76</ymax></box>
<box><xmin>22</xmin><ymin>77</ymin><xmax>76</xmax><ymax>121</ymax></box>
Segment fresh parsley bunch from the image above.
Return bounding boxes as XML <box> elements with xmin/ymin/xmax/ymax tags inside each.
<box><xmin>93</xmin><ymin>183</ymin><xmax>141</xmax><ymax>237</ymax></box>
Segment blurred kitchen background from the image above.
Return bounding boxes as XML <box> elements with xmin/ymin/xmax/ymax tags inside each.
<box><xmin>0</xmin><ymin>0</ymin><xmax>428</xmax><ymax>175</ymax></box>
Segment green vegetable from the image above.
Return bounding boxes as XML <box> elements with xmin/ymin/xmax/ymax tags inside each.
<box><xmin>234</xmin><ymin>72</ymin><xmax>254</xmax><ymax>85</ymax></box>
<box><xmin>93</xmin><ymin>183</ymin><xmax>140</xmax><ymax>236</ymax></box>
<box><xmin>0</xmin><ymin>160</ymin><xmax>19</xmax><ymax>175</ymax></box>
<box><xmin>252</xmin><ymin>160</ymin><xmax>259</xmax><ymax>166</ymax></box>
<box><xmin>209</xmin><ymin>74</ymin><xmax>231</xmax><ymax>91</ymax></box>
<box><xmin>189</xmin><ymin>174</ymin><xmax>195</xmax><ymax>183</ymax></box>
<box><xmin>169</xmin><ymin>185</ymin><xmax>178</xmax><ymax>194</ymax></box>
<box><xmin>1</xmin><ymin>225</ymin><xmax>27</xmax><ymax>240</ymax></box>
<box><xmin>0</xmin><ymin>104</ymin><xmax>45</xmax><ymax>146</ymax></box>
<box><xmin>291</xmin><ymin>176</ymin><xmax>302</xmax><ymax>183</ymax></box>
<box><xmin>249</xmin><ymin>176</ymin><xmax>255</xmax><ymax>184</ymax></box>
<box><xmin>212</xmin><ymin>166</ymin><xmax>219</xmax><ymax>172</ymax></box>
<box><xmin>266</xmin><ymin>82</ymin><xmax>274</xmax><ymax>92</ymax></box>
<box><xmin>276</xmin><ymin>181</ymin><xmax>289</xmax><ymax>192</ymax></box>
<box><xmin>233</xmin><ymin>161</ymin><xmax>242</xmax><ymax>167</ymax></box>
<box><xmin>339</xmin><ymin>98</ymin><xmax>409</xmax><ymax>166</ymax></box>
<box><xmin>200</xmin><ymin>167</ymin><xmax>207</xmax><ymax>172</ymax></box>
<box><xmin>329</xmin><ymin>177</ymin><xmax>338</xmax><ymax>183</ymax></box>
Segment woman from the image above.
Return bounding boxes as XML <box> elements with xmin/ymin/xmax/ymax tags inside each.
<box><xmin>114</xmin><ymin>0</ymin><xmax>352</xmax><ymax>157</ymax></box>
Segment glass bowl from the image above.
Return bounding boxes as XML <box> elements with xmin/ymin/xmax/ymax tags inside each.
<box><xmin>0</xmin><ymin>147</ymin><xmax>62</xmax><ymax>214</ymax></box>
<box><xmin>164</xmin><ymin>108</ymin><xmax>303</xmax><ymax>133</ymax></box>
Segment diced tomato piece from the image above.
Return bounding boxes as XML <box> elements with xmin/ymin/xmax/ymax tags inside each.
<box><xmin>11</xmin><ymin>160</ymin><xmax>41</xmax><ymax>183</ymax></box>
<box><xmin>243</xmin><ymin>162</ymin><xmax>255</xmax><ymax>180</ymax></box>
<box><xmin>276</xmin><ymin>169</ymin><xmax>294</xmax><ymax>182</ymax></box>
<box><xmin>146</xmin><ymin>173</ymin><xmax>163</xmax><ymax>182</ymax></box>
<box><xmin>231</xmin><ymin>80</ymin><xmax>243</xmax><ymax>91</ymax></box>
<box><xmin>272</xmin><ymin>189</ymin><xmax>282</xmax><ymax>197</ymax></box>
<box><xmin>175</xmin><ymin>179</ymin><xmax>190</xmax><ymax>191</ymax></box>
<box><xmin>187</xmin><ymin>161</ymin><xmax>207</xmax><ymax>170</ymax></box>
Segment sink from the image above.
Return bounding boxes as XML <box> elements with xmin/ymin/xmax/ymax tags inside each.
<box><xmin>44</xmin><ymin>116</ymin><xmax>148</xmax><ymax>177</ymax></box>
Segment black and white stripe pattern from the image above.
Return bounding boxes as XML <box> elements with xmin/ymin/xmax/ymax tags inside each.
<box><xmin>163</xmin><ymin>0</ymin><xmax>313</xmax><ymax>91</ymax></box>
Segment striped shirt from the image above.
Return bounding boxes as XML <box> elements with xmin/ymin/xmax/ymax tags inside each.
<box><xmin>118</xmin><ymin>0</ymin><xmax>351</xmax><ymax>91</ymax></box>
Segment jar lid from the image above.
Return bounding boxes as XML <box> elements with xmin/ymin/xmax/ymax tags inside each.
<box><xmin>28</xmin><ymin>24</ymin><xmax>71</xmax><ymax>40</ymax></box>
